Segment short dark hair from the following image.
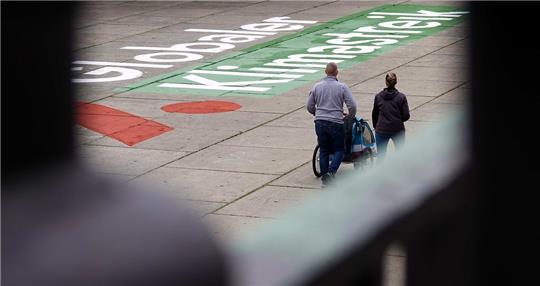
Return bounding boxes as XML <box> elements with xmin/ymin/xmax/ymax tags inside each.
<box><xmin>325</xmin><ymin>62</ymin><xmax>338</xmax><ymax>76</ymax></box>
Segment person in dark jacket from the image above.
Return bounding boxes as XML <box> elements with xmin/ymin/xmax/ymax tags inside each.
<box><xmin>372</xmin><ymin>72</ymin><xmax>410</xmax><ymax>158</ymax></box>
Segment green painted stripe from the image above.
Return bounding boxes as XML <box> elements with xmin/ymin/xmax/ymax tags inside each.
<box><xmin>119</xmin><ymin>4</ymin><xmax>468</xmax><ymax>97</ymax></box>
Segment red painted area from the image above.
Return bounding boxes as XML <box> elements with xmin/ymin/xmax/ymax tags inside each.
<box><xmin>75</xmin><ymin>102</ymin><xmax>173</xmax><ymax>146</ymax></box>
<box><xmin>161</xmin><ymin>100</ymin><xmax>241</xmax><ymax>114</ymax></box>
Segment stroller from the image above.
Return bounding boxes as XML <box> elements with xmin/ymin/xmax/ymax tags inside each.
<box><xmin>312</xmin><ymin>115</ymin><xmax>377</xmax><ymax>177</ymax></box>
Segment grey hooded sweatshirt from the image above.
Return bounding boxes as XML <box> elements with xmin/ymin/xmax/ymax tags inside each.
<box><xmin>372</xmin><ymin>88</ymin><xmax>410</xmax><ymax>134</ymax></box>
<box><xmin>306</xmin><ymin>76</ymin><xmax>357</xmax><ymax>124</ymax></box>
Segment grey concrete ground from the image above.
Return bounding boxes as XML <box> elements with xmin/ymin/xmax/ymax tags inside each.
<box><xmin>74</xmin><ymin>1</ymin><xmax>469</xmax><ymax>285</ymax></box>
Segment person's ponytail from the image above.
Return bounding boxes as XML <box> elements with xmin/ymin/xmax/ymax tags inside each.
<box><xmin>385</xmin><ymin>73</ymin><xmax>397</xmax><ymax>89</ymax></box>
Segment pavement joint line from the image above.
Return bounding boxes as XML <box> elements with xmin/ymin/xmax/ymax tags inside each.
<box><xmin>107</xmin><ymin>96</ymin><xmax>298</xmax><ymax>115</ymax></box>
<box><xmin>79</xmin><ymin>136</ymin><xmax>106</xmax><ymax>145</ymax></box>
<box><xmin>206</xmin><ymin>157</ymin><xmax>313</xmax><ymax>217</ymax></box>
<box><xmin>206</xmin><ymin>213</ymin><xmax>278</xmax><ymax>220</ymax></box>
<box><xmin>218</xmin><ymin>145</ymin><xmax>314</xmax><ymax>152</ymax></box>
<box><xmin>266</xmin><ymin>184</ymin><xmax>322</xmax><ymax>191</ymax></box>
<box><xmin>175</xmin><ymin>198</ymin><xmax>228</xmax><ymax>204</ymax></box>
<box><xmin>161</xmin><ymin>165</ymin><xmax>283</xmax><ymax>176</ymax></box>
<box><xmin>73</xmin><ymin>0</ymin><xmax>264</xmax><ymax>52</ymax></box>
<box><xmin>349</xmin><ymin>36</ymin><xmax>468</xmax><ymax>90</ymax></box>
<box><xmin>410</xmin><ymin>81</ymin><xmax>469</xmax><ymax>112</ymax></box>
<box><xmin>74</xmin><ymin>1</ymin><xmax>184</xmax><ymax>31</ymax></box>
<box><xmin>404</xmin><ymin>90</ymin><xmax>463</xmax><ymax>96</ymax></box>
<box><xmin>281</xmin><ymin>0</ymin><xmax>339</xmax><ymax>18</ymax></box>
<box><xmin>260</xmin><ymin>124</ymin><xmax>313</xmax><ymax>130</ymax></box>
<box><xmin>81</xmin><ymin>142</ymin><xmax>198</xmax><ymax>153</ymax></box>
<box><xmin>125</xmin><ymin>103</ymin><xmax>313</xmax><ymax>182</ymax></box>
<box><xmin>214</xmin><ymin>144</ymin><xmax>313</xmax><ymax>151</ymax></box>
<box><xmin>73</xmin><ymin>2</ymin><xmax>187</xmax><ymax>46</ymax></box>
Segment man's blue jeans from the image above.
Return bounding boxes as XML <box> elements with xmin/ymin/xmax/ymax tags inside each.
<box><xmin>315</xmin><ymin>120</ymin><xmax>344</xmax><ymax>177</ymax></box>
<box><xmin>375</xmin><ymin>131</ymin><xmax>405</xmax><ymax>159</ymax></box>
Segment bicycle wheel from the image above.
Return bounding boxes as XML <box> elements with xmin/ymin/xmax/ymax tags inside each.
<box><xmin>312</xmin><ymin>145</ymin><xmax>321</xmax><ymax>177</ymax></box>
<box><xmin>312</xmin><ymin>145</ymin><xmax>334</xmax><ymax>177</ymax></box>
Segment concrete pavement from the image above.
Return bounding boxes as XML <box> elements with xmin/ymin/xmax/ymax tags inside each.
<box><xmin>74</xmin><ymin>1</ymin><xmax>469</xmax><ymax>285</ymax></box>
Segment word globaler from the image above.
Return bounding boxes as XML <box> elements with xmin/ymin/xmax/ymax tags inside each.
<box><xmin>72</xmin><ymin>17</ymin><xmax>318</xmax><ymax>83</ymax></box>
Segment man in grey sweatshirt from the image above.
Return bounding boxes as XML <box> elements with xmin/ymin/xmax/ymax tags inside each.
<box><xmin>307</xmin><ymin>62</ymin><xmax>357</xmax><ymax>186</ymax></box>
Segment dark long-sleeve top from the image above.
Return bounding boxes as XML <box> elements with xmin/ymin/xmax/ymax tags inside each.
<box><xmin>372</xmin><ymin>88</ymin><xmax>410</xmax><ymax>134</ymax></box>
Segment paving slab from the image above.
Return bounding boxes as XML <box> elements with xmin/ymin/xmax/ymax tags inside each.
<box><xmin>181</xmin><ymin>1</ymin><xmax>256</xmax><ymax>10</ymax></box>
<box><xmin>392</xmin><ymin>66</ymin><xmax>467</xmax><ymax>82</ymax></box>
<box><xmin>404</xmin><ymin>120</ymin><xmax>436</xmax><ymax>137</ymax></box>
<box><xmin>169</xmin><ymin>145</ymin><xmax>312</xmax><ymax>175</ymax></box>
<box><xmin>405</xmin><ymin>35</ymin><xmax>463</xmax><ymax>48</ymax></box>
<box><xmin>77</xmin><ymin>23</ymin><xmax>160</xmax><ymax>37</ymax></box>
<box><xmin>409</xmin><ymin>102</ymin><xmax>461</xmax><ymax>122</ymax></box>
<box><xmin>222</xmin><ymin>126</ymin><xmax>316</xmax><ymax>150</ymax></box>
<box><xmin>179</xmin><ymin>199</ymin><xmax>227</xmax><ymax>217</ymax></box>
<box><xmin>266</xmin><ymin>108</ymin><xmax>316</xmax><ymax>129</ymax></box>
<box><xmin>112</xmin><ymin>90</ymin><xmax>222</xmax><ymax>101</ymax></box>
<box><xmin>74</xmin><ymin>84</ymin><xmax>122</xmax><ymax>102</ymax></box>
<box><xmin>110</xmin><ymin>30</ymin><xmax>204</xmax><ymax>44</ymax></box>
<box><xmin>90</xmin><ymin>97</ymin><xmax>281</xmax><ymax>132</ymax></box>
<box><xmin>217</xmin><ymin>95</ymin><xmax>306</xmax><ymax>114</ymax></box>
<box><xmin>351</xmin><ymin>77</ymin><xmax>463</xmax><ymax>97</ymax></box>
<box><xmin>270</xmin><ymin>161</ymin><xmax>357</xmax><ymax>189</ymax></box>
<box><xmin>406</xmin><ymin>54</ymin><xmax>469</xmax><ymax>69</ymax></box>
<box><xmin>88</xmin><ymin>97</ymin><xmax>180</xmax><ymax>118</ymax></box>
<box><xmin>216</xmin><ymin>186</ymin><xmax>323</xmax><ymax>218</ymax></box>
<box><xmin>279</xmin><ymin>84</ymin><xmax>316</xmax><ymax>98</ymax></box>
<box><xmin>75</xmin><ymin>125</ymin><xmax>105</xmax><ymax>144</ymax></box>
<box><xmin>203</xmin><ymin>214</ymin><xmax>274</xmax><ymax>244</ymax></box>
<box><xmin>143</xmin><ymin>7</ymin><xmax>224</xmax><ymax>18</ymax></box>
<box><xmin>78</xmin><ymin>145</ymin><xmax>187</xmax><ymax>176</ymax></box>
<box><xmin>74</xmin><ymin>33</ymin><xmax>127</xmax><ymax>50</ymax></box>
<box><xmin>369</xmin><ymin>44</ymin><xmax>438</xmax><ymax>60</ymax></box>
<box><xmin>133</xmin><ymin>166</ymin><xmax>276</xmax><ymax>202</ymax></box>
<box><xmin>104</xmin><ymin>15</ymin><xmax>193</xmax><ymax>28</ymax></box>
<box><xmin>74</xmin><ymin>46</ymin><xmax>139</xmax><ymax>63</ymax></box>
<box><xmin>433</xmin><ymin>40</ymin><xmax>469</xmax><ymax>55</ymax></box>
<box><xmin>353</xmin><ymin>92</ymin><xmax>434</xmax><ymax>112</ymax></box>
<box><xmin>187</xmin><ymin>15</ymin><xmax>271</xmax><ymax>24</ymax></box>
<box><xmin>88</xmin><ymin>126</ymin><xmax>241</xmax><ymax>152</ymax></box>
<box><xmin>433</xmin><ymin>23</ymin><xmax>469</xmax><ymax>37</ymax></box>
<box><xmin>338</xmin><ymin>56</ymin><xmax>419</xmax><ymax>85</ymax></box>
<box><xmin>160</xmin><ymin>111</ymin><xmax>280</xmax><ymax>132</ymax></box>
<box><xmin>432</xmin><ymin>86</ymin><xmax>468</xmax><ymax>104</ymax></box>
<box><xmin>93</xmin><ymin>173</ymin><xmax>136</xmax><ymax>184</ymax></box>
<box><xmin>352</xmin><ymin>92</ymin><xmax>376</xmax><ymax>108</ymax></box>
<box><xmin>216</xmin><ymin>2</ymin><xmax>319</xmax><ymax>17</ymax></box>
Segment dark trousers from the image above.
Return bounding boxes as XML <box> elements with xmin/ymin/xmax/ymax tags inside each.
<box><xmin>315</xmin><ymin>120</ymin><xmax>345</xmax><ymax>177</ymax></box>
<box><xmin>375</xmin><ymin>131</ymin><xmax>405</xmax><ymax>159</ymax></box>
